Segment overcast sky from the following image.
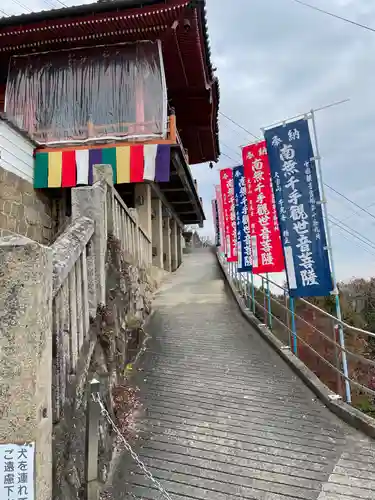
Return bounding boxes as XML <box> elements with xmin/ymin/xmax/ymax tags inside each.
<box><xmin>195</xmin><ymin>0</ymin><xmax>375</xmax><ymax>283</ymax></box>
<box><xmin>8</xmin><ymin>0</ymin><xmax>375</xmax><ymax>282</ymax></box>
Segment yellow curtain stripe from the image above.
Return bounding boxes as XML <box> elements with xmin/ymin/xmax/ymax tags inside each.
<box><xmin>48</xmin><ymin>151</ymin><xmax>63</xmax><ymax>187</ymax></box>
<box><xmin>116</xmin><ymin>146</ymin><xmax>131</xmax><ymax>184</ymax></box>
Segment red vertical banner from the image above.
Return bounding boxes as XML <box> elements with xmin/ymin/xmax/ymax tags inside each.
<box><xmin>219</xmin><ymin>168</ymin><xmax>238</xmax><ymax>262</ymax></box>
<box><xmin>215</xmin><ymin>184</ymin><xmax>225</xmax><ymax>254</ymax></box>
<box><xmin>242</xmin><ymin>140</ymin><xmax>284</xmax><ymax>273</ymax></box>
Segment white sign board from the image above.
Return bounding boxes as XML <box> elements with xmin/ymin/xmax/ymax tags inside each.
<box><xmin>0</xmin><ymin>443</ymin><xmax>34</xmax><ymax>500</ymax></box>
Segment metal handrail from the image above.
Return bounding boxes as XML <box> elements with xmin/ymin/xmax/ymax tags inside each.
<box><xmin>222</xmin><ymin>254</ymin><xmax>375</xmax><ymax>406</ymax></box>
<box><xmin>254</xmin><ymin>270</ymin><xmax>375</xmax><ymax>339</ymax></box>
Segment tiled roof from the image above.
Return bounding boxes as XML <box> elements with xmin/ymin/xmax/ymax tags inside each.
<box><xmin>0</xmin><ymin>0</ymin><xmax>220</xmax><ymax>162</ymax></box>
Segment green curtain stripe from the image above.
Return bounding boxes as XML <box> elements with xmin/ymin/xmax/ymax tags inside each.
<box><xmin>102</xmin><ymin>147</ymin><xmax>117</xmax><ymax>184</ymax></box>
<box><xmin>34</xmin><ymin>152</ymin><xmax>49</xmax><ymax>188</ymax></box>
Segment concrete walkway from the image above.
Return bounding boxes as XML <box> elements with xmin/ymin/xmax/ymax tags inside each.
<box><xmin>109</xmin><ymin>251</ymin><xmax>375</xmax><ymax>500</ymax></box>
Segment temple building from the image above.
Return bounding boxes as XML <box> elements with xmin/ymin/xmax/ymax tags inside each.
<box><xmin>0</xmin><ymin>0</ymin><xmax>219</xmax><ymax>271</ymax></box>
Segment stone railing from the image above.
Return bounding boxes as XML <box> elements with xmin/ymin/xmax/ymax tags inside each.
<box><xmin>50</xmin><ymin>174</ymin><xmax>152</xmax><ymax>424</ymax></box>
<box><xmin>51</xmin><ymin>216</ymin><xmax>95</xmax><ymax>422</ymax></box>
<box><xmin>113</xmin><ymin>189</ymin><xmax>152</xmax><ymax>269</ymax></box>
<box><xmin>0</xmin><ymin>169</ymin><xmax>156</xmax><ymax>499</ymax></box>
<box><xmin>0</xmin><ymin>169</ymin><xmax>157</xmax><ymax>500</ymax></box>
<box><xmin>139</xmin><ymin>226</ymin><xmax>152</xmax><ymax>269</ymax></box>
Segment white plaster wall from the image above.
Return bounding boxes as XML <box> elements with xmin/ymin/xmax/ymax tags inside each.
<box><xmin>0</xmin><ymin>121</ymin><xmax>34</xmax><ymax>184</ymax></box>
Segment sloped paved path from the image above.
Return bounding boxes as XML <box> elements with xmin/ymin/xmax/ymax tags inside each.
<box><xmin>110</xmin><ymin>250</ymin><xmax>375</xmax><ymax>499</ymax></box>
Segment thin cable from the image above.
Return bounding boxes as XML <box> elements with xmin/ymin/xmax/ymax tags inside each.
<box><xmin>0</xmin><ymin>8</ymin><xmax>9</xmax><ymax>16</ymax></box>
<box><xmin>329</xmin><ymin>216</ymin><xmax>375</xmax><ymax>251</ymax></box>
<box><xmin>329</xmin><ymin>213</ymin><xmax>375</xmax><ymax>247</ymax></box>
<box><xmin>325</xmin><ymin>183</ymin><xmax>375</xmax><ymax>222</ymax></box>
<box><xmin>331</xmin><ymin>225</ymin><xmax>375</xmax><ymax>259</ymax></box>
<box><xmin>52</xmin><ymin>0</ymin><xmax>68</xmax><ymax>7</ymax></box>
<box><xmin>220</xmin><ymin>137</ymin><xmax>375</xmax><ymax>251</ymax></box>
<box><xmin>220</xmin><ymin>120</ymin><xmax>253</xmax><ymax>144</ymax></box>
<box><xmin>43</xmin><ymin>0</ymin><xmax>66</xmax><ymax>8</ymax></box>
<box><xmin>10</xmin><ymin>0</ymin><xmax>32</xmax><ymax>12</ymax></box>
<box><xmin>219</xmin><ymin>112</ymin><xmax>260</xmax><ymax>140</ymax></box>
<box><xmin>221</xmin><ymin>141</ymin><xmax>242</xmax><ymax>159</ymax></box>
<box><xmin>290</xmin><ymin>0</ymin><xmax>375</xmax><ymax>34</ymax></box>
<box><xmin>220</xmin><ymin>151</ymin><xmax>238</xmax><ymax>163</ymax></box>
<box><xmin>218</xmin><ymin>111</ymin><xmax>375</xmax><ymax>228</ymax></box>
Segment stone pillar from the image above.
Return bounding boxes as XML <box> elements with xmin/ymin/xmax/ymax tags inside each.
<box><xmin>93</xmin><ymin>164</ymin><xmax>115</xmax><ymax>236</ymax></box>
<box><xmin>135</xmin><ymin>183</ymin><xmax>152</xmax><ymax>240</ymax></box>
<box><xmin>72</xmin><ymin>181</ymin><xmax>107</xmax><ymax>306</ymax></box>
<box><xmin>177</xmin><ymin>226</ymin><xmax>183</xmax><ymax>268</ymax></box>
<box><xmin>170</xmin><ymin>218</ymin><xmax>178</xmax><ymax>272</ymax></box>
<box><xmin>151</xmin><ymin>197</ymin><xmax>163</xmax><ymax>268</ymax></box>
<box><xmin>163</xmin><ymin>215</ymin><xmax>171</xmax><ymax>272</ymax></box>
<box><xmin>0</xmin><ymin>236</ymin><xmax>53</xmax><ymax>500</ymax></box>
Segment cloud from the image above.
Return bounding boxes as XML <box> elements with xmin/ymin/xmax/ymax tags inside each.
<box><xmin>194</xmin><ymin>0</ymin><xmax>375</xmax><ymax>281</ymax></box>
<box><xmin>9</xmin><ymin>0</ymin><xmax>375</xmax><ymax>280</ymax></box>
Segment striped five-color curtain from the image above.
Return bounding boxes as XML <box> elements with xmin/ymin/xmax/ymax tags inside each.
<box><xmin>34</xmin><ymin>144</ymin><xmax>171</xmax><ymax>188</ymax></box>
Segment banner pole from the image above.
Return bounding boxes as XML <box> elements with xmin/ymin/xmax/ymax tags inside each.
<box><xmin>261</xmin><ymin>98</ymin><xmax>350</xmax><ymax>133</ymax></box>
<box><xmin>266</xmin><ymin>273</ymin><xmax>272</xmax><ymax>330</ymax></box>
<box><xmin>290</xmin><ymin>297</ymin><xmax>298</xmax><ymax>355</ymax></box>
<box><xmin>310</xmin><ymin>110</ymin><xmax>351</xmax><ymax>404</ymax></box>
<box><xmin>285</xmin><ymin>290</ymin><xmax>291</xmax><ymax>348</ymax></box>
<box><xmin>251</xmin><ymin>271</ymin><xmax>255</xmax><ymax>314</ymax></box>
<box><xmin>246</xmin><ymin>272</ymin><xmax>251</xmax><ymax>309</ymax></box>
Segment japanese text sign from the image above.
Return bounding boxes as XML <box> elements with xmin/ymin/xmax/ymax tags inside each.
<box><xmin>212</xmin><ymin>199</ymin><xmax>221</xmax><ymax>247</ymax></box>
<box><xmin>0</xmin><ymin>443</ymin><xmax>35</xmax><ymax>500</ymax></box>
<box><xmin>233</xmin><ymin>166</ymin><xmax>252</xmax><ymax>272</ymax></box>
<box><xmin>242</xmin><ymin>140</ymin><xmax>284</xmax><ymax>274</ymax></box>
<box><xmin>215</xmin><ymin>184</ymin><xmax>225</xmax><ymax>254</ymax></box>
<box><xmin>220</xmin><ymin>168</ymin><xmax>238</xmax><ymax>262</ymax></box>
<box><xmin>264</xmin><ymin>118</ymin><xmax>333</xmax><ymax>297</ymax></box>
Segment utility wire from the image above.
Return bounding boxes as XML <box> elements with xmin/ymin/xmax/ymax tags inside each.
<box><xmin>52</xmin><ymin>0</ymin><xmax>68</xmax><ymax>7</ymax></box>
<box><xmin>43</xmin><ymin>0</ymin><xmax>66</xmax><ymax>9</ymax></box>
<box><xmin>219</xmin><ymin>114</ymin><xmax>375</xmax><ymax>264</ymax></box>
<box><xmin>219</xmin><ymin>111</ymin><xmax>260</xmax><ymax>140</ymax></box>
<box><xmin>329</xmin><ymin>217</ymin><xmax>375</xmax><ymax>256</ymax></box>
<box><xmin>221</xmin><ymin>140</ymin><xmax>242</xmax><ymax>159</ymax></box>
<box><xmin>325</xmin><ymin>183</ymin><xmax>375</xmax><ymax>223</ymax></box>
<box><xmin>329</xmin><ymin>214</ymin><xmax>375</xmax><ymax>249</ymax></box>
<box><xmin>330</xmin><ymin>223</ymin><xmax>375</xmax><ymax>259</ymax></box>
<box><xmin>219</xmin><ymin>111</ymin><xmax>375</xmax><ymax>226</ymax></box>
<box><xmin>220</xmin><ymin>129</ymin><xmax>375</xmax><ymax>256</ymax></box>
<box><xmin>10</xmin><ymin>0</ymin><xmax>32</xmax><ymax>13</ymax></box>
<box><xmin>219</xmin><ymin>113</ymin><xmax>375</xmax><ymax>258</ymax></box>
<box><xmin>220</xmin><ymin>151</ymin><xmax>238</xmax><ymax>163</ymax></box>
<box><xmin>290</xmin><ymin>0</ymin><xmax>375</xmax><ymax>34</ymax></box>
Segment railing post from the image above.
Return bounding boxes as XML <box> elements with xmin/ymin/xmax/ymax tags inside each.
<box><xmin>251</xmin><ymin>271</ymin><xmax>255</xmax><ymax>314</ymax></box>
<box><xmin>72</xmin><ymin>181</ymin><xmax>107</xmax><ymax>306</ymax></box>
<box><xmin>246</xmin><ymin>272</ymin><xmax>251</xmax><ymax>309</ymax></box>
<box><xmin>266</xmin><ymin>273</ymin><xmax>272</xmax><ymax>330</ymax></box>
<box><xmin>285</xmin><ymin>290</ymin><xmax>291</xmax><ymax>348</ymax></box>
<box><xmin>169</xmin><ymin>110</ymin><xmax>177</xmax><ymax>143</ymax></box>
<box><xmin>262</xmin><ymin>276</ymin><xmax>267</xmax><ymax>324</ymax></box>
<box><xmin>310</xmin><ymin>109</ymin><xmax>351</xmax><ymax>404</ymax></box>
<box><xmin>130</xmin><ymin>208</ymin><xmax>140</xmax><ymax>265</ymax></box>
<box><xmin>85</xmin><ymin>378</ymin><xmax>101</xmax><ymax>500</ymax></box>
<box><xmin>333</xmin><ymin>323</ymin><xmax>344</xmax><ymax>398</ymax></box>
<box><xmin>290</xmin><ymin>297</ymin><xmax>298</xmax><ymax>356</ymax></box>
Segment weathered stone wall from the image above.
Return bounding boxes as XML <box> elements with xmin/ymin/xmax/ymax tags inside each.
<box><xmin>0</xmin><ymin>236</ymin><xmax>53</xmax><ymax>500</ymax></box>
<box><xmin>0</xmin><ymin>168</ymin><xmax>158</xmax><ymax>500</ymax></box>
<box><xmin>0</xmin><ymin>165</ymin><xmax>55</xmax><ymax>243</ymax></box>
<box><xmin>53</xmin><ymin>233</ymin><xmax>155</xmax><ymax>500</ymax></box>
<box><xmin>0</xmin><ymin>165</ymin><xmax>70</xmax><ymax>244</ymax></box>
